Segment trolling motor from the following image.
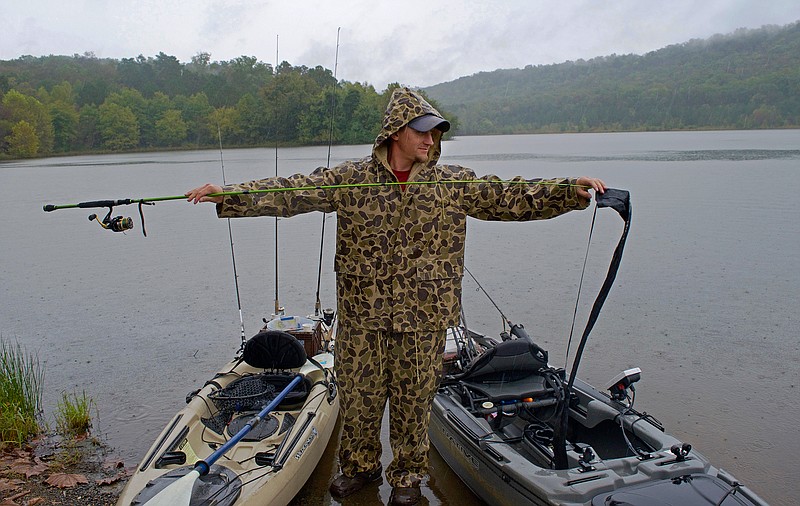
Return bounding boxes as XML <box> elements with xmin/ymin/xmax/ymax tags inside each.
<box><xmin>88</xmin><ymin>207</ymin><xmax>134</xmax><ymax>233</ymax></box>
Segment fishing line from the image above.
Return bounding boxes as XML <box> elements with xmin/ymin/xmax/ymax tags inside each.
<box><xmin>314</xmin><ymin>27</ymin><xmax>341</xmax><ymax>317</ymax></box>
<box><xmin>564</xmin><ymin>202</ymin><xmax>598</xmax><ymax>367</ymax></box>
<box><xmin>218</xmin><ymin>124</ymin><xmax>247</xmax><ymax>348</ymax></box>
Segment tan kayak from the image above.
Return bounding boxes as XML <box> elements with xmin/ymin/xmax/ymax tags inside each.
<box><xmin>116</xmin><ymin>318</ymin><xmax>338</xmax><ymax>506</ymax></box>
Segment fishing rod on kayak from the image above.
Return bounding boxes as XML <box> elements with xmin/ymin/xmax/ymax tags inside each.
<box><xmin>314</xmin><ymin>26</ymin><xmax>341</xmax><ymax>318</ymax></box>
<box><xmin>464</xmin><ymin>265</ymin><xmax>536</xmax><ymax>343</ymax></box>
<box><xmin>217</xmin><ymin>124</ymin><xmax>247</xmax><ymax>348</ymax></box>
<box><xmin>273</xmin><ymin>34</ymin><xmax>282</xmax><ymax>318</ymax></box>
<box><xmin>464</xmin><ymin>266</ymin><xmax>512</xmax><ymax>329</ymax></box>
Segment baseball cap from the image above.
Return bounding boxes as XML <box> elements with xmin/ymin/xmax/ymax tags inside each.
<box><xmin>408</xmin><ymin>114</ymin><xmax>451</xmax><ymax>133</ymax></box>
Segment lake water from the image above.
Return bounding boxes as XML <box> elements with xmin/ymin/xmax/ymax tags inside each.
<box><xmin>1</xmin><ymin>130</ymin><xmax>798</xmax><ymax>505</ymax></box>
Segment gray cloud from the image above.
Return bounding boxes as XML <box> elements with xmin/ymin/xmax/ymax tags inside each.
<box><xmin>3</xmin><ymin>0</ymin><xmax>799</xmax><ymax>90</ymax></box>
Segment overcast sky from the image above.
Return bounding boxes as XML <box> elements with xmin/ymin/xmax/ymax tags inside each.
<box><xmin>4</xmin><ymin>1</ymin><xmax>800</xmax><ymax>90</ymax></box>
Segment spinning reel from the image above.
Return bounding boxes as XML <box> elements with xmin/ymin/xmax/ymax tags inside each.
<box><xmin>85</xmin><ymin>201</ymin><xmax>154</xmax><ymax>236</ymax></box>
<box><xmin>89</xmin><ymin>207</ymin><xmax>134</xmax><ymax>233</ymax></box>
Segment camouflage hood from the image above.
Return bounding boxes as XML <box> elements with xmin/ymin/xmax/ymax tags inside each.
<box><xmin>372</xmin><ymin>87</ymin><xmax>447</xmax><ymax>169</ymax></box>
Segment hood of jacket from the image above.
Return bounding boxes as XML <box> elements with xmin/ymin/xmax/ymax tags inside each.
<box><xmin>372</xmin><ymin>87</ymin><xmax>447</xmax><ymax>172</ymax></box>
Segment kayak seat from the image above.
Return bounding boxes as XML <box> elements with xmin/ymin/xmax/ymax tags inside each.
<box><xmin>454</xmin><ymin>339</ymin><xmax>553</xmax><ymax>403</ymax></box>
<box><xmin>243</xmin><ymin>330</ymin><xmax>308</xmax><ymax>370</ymax></box>
<box><xmin>241</xmin><ymin>330</ymin><xmax>312</xmax><ymax>407</ymax></box>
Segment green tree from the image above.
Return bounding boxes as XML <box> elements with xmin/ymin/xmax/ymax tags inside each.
<box><xmin>153</xmin><ymin>52</ymin><xmax>183</xmax><ymax>95</ymax></box>
<box><xmin>340</xmin><ymin>82</ymin><xmax>384</xmax><ymax>144</ymax></box>
<box><xmin>263</xmin><ymin>66</ymin><xmax>327</xmax><ymax>142</ymax></box>
<box><xmin>105</xmin><ymin>88</ymin><xmax>149</xmax><ymax>146</ymax></box>
<box><xmin>191</xmin><ymin>52</ymin><xmax>211</xmax><ymax>68</ymax></box>
<box><xmin>173</xmin><ymin>92</ymin><xmax>212</xmax><ymax>145</ymax></box>
<box><xmin>49</xmin><ymin>101</ymin><xmax>79</xmax><ymax>152</ymax></box>
<box><xmin>208</xmin><ymin>106</ymin><xmax>242</xmax><ymax>144</ymax></box>
<box><xmin>750</xmin><ymin>104</ymin><xmax>782</xmax><ymax>127</ymax></box>
<box><xmin>76</xmin><ymin>104</ymin><xmax>100</xmax><ymax>150</ymax></box>
<box><xmin>235</xmin><ymin>93</ymin><xmax>269</xmax><ymax>144</ymax></box>
<box><xmin>297</xmin><ymin>89</ymin><xmax>333</xmax><ymax>144</ymax></box>
<box><xmin>143</xmin><ymin>91</ymin><xmax>171</xmax><ymax>147</ymax></box>
<box><xmin>49</xmin><ymin>81</ymin><xmax>76</xmax><ymax>104</ymax></box>
<box><xmin>1</xmin><ymin>90</ymin><xmax>54</xmax><ymax>154</ymax></box>
<box><xmin>8</xmin><ymin>120</ymin><xmax>39</xmax><ymax>157</ymax></box>
<box><xmin>98</xmin><ymin>102</ymin><xmax>139</xmax><ymax>150</ymax></box>
<box><xmin>154</xmin><ymin>109</ymin><xmax>188</xmax><ymax>146</ymax></box>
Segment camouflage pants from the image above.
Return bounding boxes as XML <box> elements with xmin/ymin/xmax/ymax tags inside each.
<box><xmin>335</xmin><ymin>326</ymin><xmax>446</xmax><ymax>488</ymax></box>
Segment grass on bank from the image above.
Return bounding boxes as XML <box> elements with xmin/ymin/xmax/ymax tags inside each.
<box><xmin>0</xmin><ymin>338</ymin><xmax>44</xmax><ymax>448</ymax></box>
<box><xmin>56</xmin><ymin>390</ymin><xmax>95</xmax><ymax>438</ymax></box>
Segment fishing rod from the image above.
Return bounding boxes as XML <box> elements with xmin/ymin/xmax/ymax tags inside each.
<box><xmin>217</xmin><ymin>124</ymin><xmax>247</xmax><ymax>348</ymax></box>
<box><xmin>273</xmin><ymin>34</ymin><xmax>282</xmax><ymax>318</ymax></box>
<box><xmin>42</xmin><ymin>179</ymin><xmax>594</xmax><ymax>233</ymax></box>
<box><xmin>44</xmin><ymin>179</ymin><xmax>589</xmax><ymax>210</ymax></box>
<box><xmin>464</xmin><ymin>265</ymin><xmax>512</xmax><ymax>331</ymax></box>
<box><xmin>464</xmin><ymin>264</ymin><xmax>540</xmax><ymax>344</ymax></box>
<box><xmin>314</xmin><ymin>26</ymin><xmax>341</xmax><ymax>317</ymax></box>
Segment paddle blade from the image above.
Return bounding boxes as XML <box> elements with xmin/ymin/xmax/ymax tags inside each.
<box><xmin>141</xmin><ymin>468</ymin><xmax>200</xmax><ymax>506</ymax></box>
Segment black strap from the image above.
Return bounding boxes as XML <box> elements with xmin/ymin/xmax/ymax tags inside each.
<box><xmin>567</xmin><ymin>188</ymin><xmax>631</xmax><ymax>390</ymax></box>
<box><xmin>554</xmin><ymin>188</ymin><xmax>631</xmax><ymax>470</ymax></box>
<box><xmin>138</xmin><ymin>200</ymin><xmax>154</xmax><ymax>237</ymax></box>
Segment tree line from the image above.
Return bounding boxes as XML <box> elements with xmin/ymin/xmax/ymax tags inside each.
<box><xmin>424</xmin><ymin>22</ymin><xmax>800</xmax><ymax>134</ymax></box>
<box><xmin>2</xmin><ymin>21</ymin><xmax>798</xmax><ymax>159</ymax></box>
<box><xmin>0</xmin><ymin>53</ymin><xmax>454</xmax><ymax>159</ymax></box>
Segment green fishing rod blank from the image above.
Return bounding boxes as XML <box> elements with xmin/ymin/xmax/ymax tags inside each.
<box><xmin>42</xmin><ymin>179</ymin><xmax>588</xmax><ymax>212</ymax></box>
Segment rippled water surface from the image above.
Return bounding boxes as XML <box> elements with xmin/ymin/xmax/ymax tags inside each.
<box><xmin>2</xmin><ymin>130</ymin><xmax>798</xmax><ymax>505</ymax></box>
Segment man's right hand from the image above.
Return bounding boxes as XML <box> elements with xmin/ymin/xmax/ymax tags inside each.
<box><xmin>185</xmin><ymin>183</ymin><xmax>224</xmax><ymax>204</ymax></box>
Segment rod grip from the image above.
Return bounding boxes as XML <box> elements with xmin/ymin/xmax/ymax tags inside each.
<box><xmin>43</xmin><ymin>205</ymin><xmax>56</xmax><ymax>212</ymax></box>
<box><xmin>76</xmin><ymin>200</ymin><xmax>119</xmax><ymax>208</ymax></box>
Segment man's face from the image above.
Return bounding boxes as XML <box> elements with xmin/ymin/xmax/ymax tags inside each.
<box><xmin>392</xmin><ymin>126</ymin><xmax>434</xmax><ymax>165</ymax></box>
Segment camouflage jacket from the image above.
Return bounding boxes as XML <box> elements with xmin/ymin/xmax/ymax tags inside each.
<box><xmin>218</xmin><ymin>88</ymin><xmax>588</xmax><ymax>332</ymax></box>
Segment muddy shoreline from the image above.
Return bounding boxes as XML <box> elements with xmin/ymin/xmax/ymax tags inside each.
<box><xmin>0</xmin><ymin>435</ymin><xmax>127</xmax><ymax>506</ymax></box>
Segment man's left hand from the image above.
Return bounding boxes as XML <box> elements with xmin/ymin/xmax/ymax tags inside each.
<box><xmin>576</xmin><ymin>177</ymin><xmax>606</xmax><ymax>202</ymax></box>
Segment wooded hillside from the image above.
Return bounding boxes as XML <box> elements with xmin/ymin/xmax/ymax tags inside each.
<box><xmin>1</xmin><ymin>21</ymin><xmax>797</xmax><ymax>159</ymax></box>
<box><xmin>0</xmin><ymin>54</ymin><xmax>444</xmax><ymax>159</ymax></box>
<box><xmin>424</xmin><ymin>22</ymin><xmax>800</xmax><ymax>134</ymax></box>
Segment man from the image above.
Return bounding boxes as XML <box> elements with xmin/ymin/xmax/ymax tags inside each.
<box><xmin>186</xmin><ymin>87</ymin><xmax>605</xmax><ymax>505</ymax></box>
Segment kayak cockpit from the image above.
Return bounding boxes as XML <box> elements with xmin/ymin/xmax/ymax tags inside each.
<box><xmin>439</xmin><ymin>333</ymin><xmax>662</xmax><ymax>470</ymax></box>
